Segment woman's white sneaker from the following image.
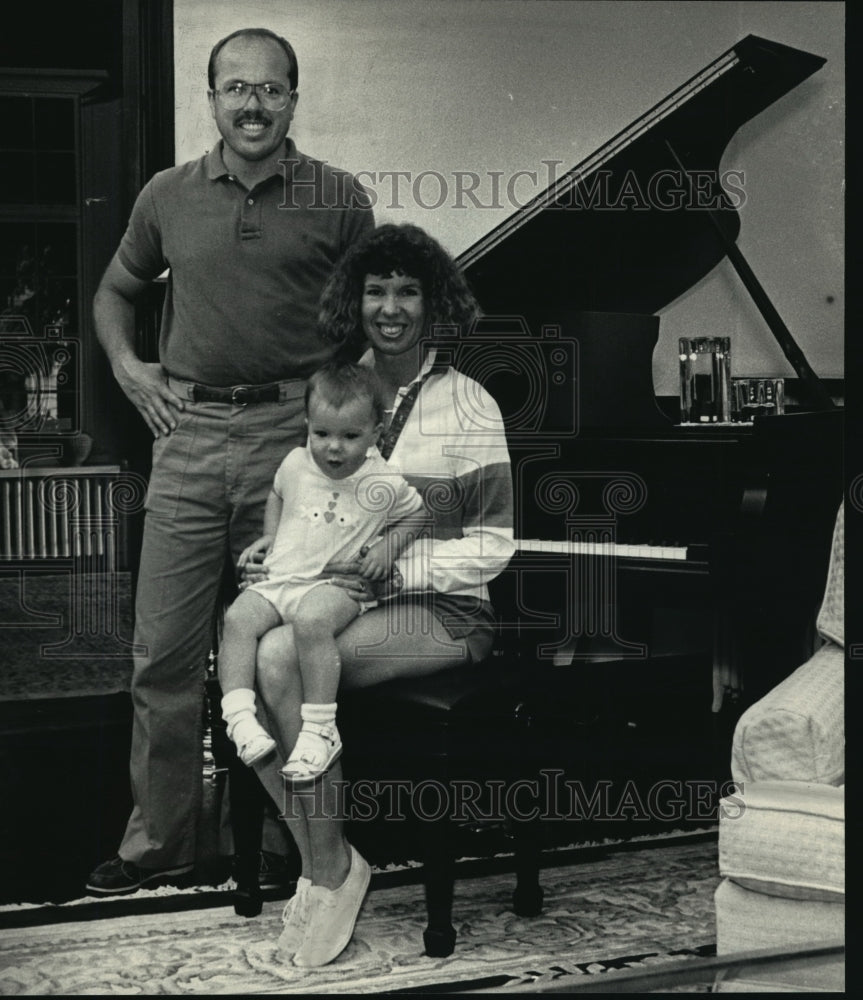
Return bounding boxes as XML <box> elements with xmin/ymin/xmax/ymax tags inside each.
<box><xmin>277</xmin><ymin>876</ymin><xmax>312</xmax><ymax>961</ymax></box>
<box><xmin>292</xmin><ymin>847</ymin><xmax>370</xmax><ymax>968</ymax></box>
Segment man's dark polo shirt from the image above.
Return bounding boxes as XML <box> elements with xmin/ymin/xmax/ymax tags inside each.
<box><xmin>118</xmin><ymin>140</ymin><xmax>374</xmax><ymax>386</ymax></box>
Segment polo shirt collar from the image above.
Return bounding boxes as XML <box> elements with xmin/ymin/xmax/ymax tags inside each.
<box><xmin>204</xmin><ymin>138</ymin><xmax>301</xmax><ymax>182</ymax></box>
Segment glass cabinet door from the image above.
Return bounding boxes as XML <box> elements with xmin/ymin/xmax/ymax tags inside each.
<box><xmin>0</xmin><ymin>76</ymin><xmax>104</xmax><ymax>459</ymax></box>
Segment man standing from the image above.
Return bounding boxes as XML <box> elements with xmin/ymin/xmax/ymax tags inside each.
<box><xmin>87</xmin><ymin>27</ymin><xmax>374</xmax><ymax>895</ymax></box>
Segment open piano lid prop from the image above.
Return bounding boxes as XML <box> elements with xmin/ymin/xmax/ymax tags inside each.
<box><xmin>455</xmin><ymin>34</ymin><xmax>832</xmax><ymax>426</ymax></box>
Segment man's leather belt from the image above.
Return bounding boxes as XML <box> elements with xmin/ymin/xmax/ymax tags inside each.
<box><xmin>166</xmin><ymin>375</ymin><xmax>308</xmax><ymax>406</ymax></box>
<box><xmin>191</xmin><ymin>382</ymin><xmax>282</xmax><ymax>405</ymax></box>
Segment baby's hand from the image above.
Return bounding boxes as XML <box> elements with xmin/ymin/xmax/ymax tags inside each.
<box><xmin>238</xmin><ymin>535</ymin><xmax>273</xmax><ymax>570</ymax></box>
<box><xmin>357</xmin><ymin>538</ymin><xmax>391</xmax><ymax>581</ymax></box>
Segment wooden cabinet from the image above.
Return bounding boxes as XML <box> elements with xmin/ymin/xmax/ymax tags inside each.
<box><xmin>0</xmin><ymin>2</ymin><xmax>174</xmax><ymax>581</ymax></box>
<box><xmin>0</xmin><ymin>72</ymin><xmax>134</xmax><ymax>572</ymax></box>
<box><xmin>0</xmin><ymin>70</ymin><xmax>126</xmax><ymax>467</ymax></box>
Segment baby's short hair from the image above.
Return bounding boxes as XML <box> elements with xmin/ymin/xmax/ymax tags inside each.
<box><xmin>305</xmin><ymin>362</ymin><xmax>385</xmax><ymax>424</ymax></box>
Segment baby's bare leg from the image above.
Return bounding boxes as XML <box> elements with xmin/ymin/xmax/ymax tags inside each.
<box><xmin>219</xmin><ymin>589</ymin><xmax>283</xmax><ymax>693</ymax></box>
<box><xmin>219</xmin><ymin>590</ymin><xmax>283</xmax><ymax>766</ymax></box>
<box><xmin>291</xmin><ymin>584</ymin><xmax>361</xmax><ymax>705</ymax></box>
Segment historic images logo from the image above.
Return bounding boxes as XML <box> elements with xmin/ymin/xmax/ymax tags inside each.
<box><xmin>278</xmin><ymin>157</ymin><xmax>746</xmax><ymax>213</ymax></box>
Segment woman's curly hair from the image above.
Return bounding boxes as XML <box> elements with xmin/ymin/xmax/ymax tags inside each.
<box><xmin>318</xmin><ymin>223</ymin><xmax>480</xmax><ymax>357</ymax></box>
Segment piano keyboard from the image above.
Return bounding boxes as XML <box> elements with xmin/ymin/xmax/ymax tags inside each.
<box><xmin>516</xmin><ymin>538</ymin><xmax>696</xmax><ymax>562</ymax></box>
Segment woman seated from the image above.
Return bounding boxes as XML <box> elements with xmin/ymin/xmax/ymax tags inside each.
<box><xmin>249</xmin><ymin>223</ymin><xmax>515</xmax><ymax>968</ymax></box>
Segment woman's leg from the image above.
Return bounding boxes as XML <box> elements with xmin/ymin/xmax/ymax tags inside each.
<box><xmin>300</xmin><ymin>602</ymin><xmax>472</xmax><ymax>887</ymax></box>
<box><xmin>283</xmin><ymin>603</ymin><xmax>473</xmax><ymax>966</ymax></box>
<box><xmin>255</xmin><ymin>602</ymin><xmax>473</xmax><ymax>889</ymax></box>
<box><xmin>253</xmin><ymin>602</ymin><xmax>476</xmax><ymax>966</ymax></box>
<box><xmin>254</xmin><ymin>625</ymin><xmax>312</xmax><ymax>876</ymax></box>
<box><xmin>339</xmin><ymin>601</ymin><xmax>472</xmax><ymax>690</ymax></box>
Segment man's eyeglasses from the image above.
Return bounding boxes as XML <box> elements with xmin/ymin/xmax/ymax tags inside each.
<box><xmin>213</xmin><ymin>81</ymin><xmax>294</xmax><ymax>112</ymax></box>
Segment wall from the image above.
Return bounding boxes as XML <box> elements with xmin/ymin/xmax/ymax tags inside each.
<box><xmin>173</xmin><ymin>0</ymin><xmax>844</xmax><ymax>395</ymax></box>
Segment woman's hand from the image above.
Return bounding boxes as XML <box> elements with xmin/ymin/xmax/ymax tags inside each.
<box><xmin>238</xmin><ymin>536</ymin><xmax>272</xmax><ymax>587</ymax></box>
<box><xmin>0</xmin><ymin>443</ymin><xmax>17</xmax><ymax>470</ymax></box>
<box><xmin>356</xmin><ymin>538</ymin><xmax>390</xmax><ymax>581</ymax></box>
<box><xmin>323</xmin><ymin>559</ymin><xmax>381</xmax><ymax>604</ymax></box>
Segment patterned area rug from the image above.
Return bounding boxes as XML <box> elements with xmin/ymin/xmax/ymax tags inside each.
<box><xmin>0</xmin><ymin>841</ymin><xmax>718</xmax><ymax>994</ymax></box>
<box><xmin>0</xmin><ymin>573</ymin><xmax>135</xmax><ymax>701</ymax></box>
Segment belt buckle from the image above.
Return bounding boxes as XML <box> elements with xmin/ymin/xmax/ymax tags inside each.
<box><xmin>231</xmin><ymin>385</ymin><xmax>250</xmax><ymax>406</ymax></box>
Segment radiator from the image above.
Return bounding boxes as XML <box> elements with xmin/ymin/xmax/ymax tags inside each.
<box><xmin>0</xmin><ymin>466</ymin><xmax>132</xmax><ymax>566</ymax></box>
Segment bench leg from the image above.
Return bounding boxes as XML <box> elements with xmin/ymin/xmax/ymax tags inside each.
<box><xmin>227</xmin><ymin>755</ymin><xmax>267</xmax><ymax>917</ymax></box>
<box><xmin>511</xmin><ymin>814</ymin><xmax>544</xmax><ymax>916</ymax></box>
<box><xmin>509</xmin><ymin>705</ymin><xmax>544</xmax><ymax>917</ymax></box>
<box><xmin>420</xmin><ymin>817</ymin><xmax>457</xmax><ymax>957</ymax></box>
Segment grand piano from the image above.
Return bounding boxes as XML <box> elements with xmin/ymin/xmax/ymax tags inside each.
<box><xmin>448</xmin><ymin>34</ymin><xmax>843</xmax><ymax>709</ymax></box>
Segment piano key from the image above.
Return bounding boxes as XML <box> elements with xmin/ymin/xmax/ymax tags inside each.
<box><xmin>515</xmin><ymin>539</ymin><xmax>690</xmax><ymax>561</ymax></box>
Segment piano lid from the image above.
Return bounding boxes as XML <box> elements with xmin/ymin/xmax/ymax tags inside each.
<box><xmin>457</xmin><ymin>35</ymin><xmax>825</xmax><ymax>318</ymax></box>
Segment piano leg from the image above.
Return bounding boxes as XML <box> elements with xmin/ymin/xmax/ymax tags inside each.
<box><xmin>510</xmin><ymin>697</ymin><xmax>543</xmax><ymax>917</ymax></box>
<box><xmin>228</xmin><ymin>754</ymin><xmax>267</xmax><ymax>917</ymax></box>
<box><xmin>420</xmin><ymin>811</ymin><xmax>457</xmax><ymax>957</ymax></box>
<box><xmin>511</xmin><ymin>814</ymin><xmax>544</xmax><ymax>917</ymax></box>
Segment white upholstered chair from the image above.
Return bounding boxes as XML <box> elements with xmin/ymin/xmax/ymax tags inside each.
<box><xmin>714</xmin><ymin>503</ymin><xmax>844</xmax><ymax>992</ymax></box>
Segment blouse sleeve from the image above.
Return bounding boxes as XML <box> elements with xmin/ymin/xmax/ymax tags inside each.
<box><xmin>394</xmin><ymin>380</ymin><xmax>515</xmax><ymax>594</ymax></box>
<box><xmin>390</xmin><ymin>478</ymin><xmax>426</xmax><ymax>521</ymax></box>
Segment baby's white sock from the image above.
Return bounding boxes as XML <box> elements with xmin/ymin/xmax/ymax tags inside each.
<box><xmin>222</xmin><ymin>688</ymin><xmax>264</xmax><ymax>743</ymax></box>
<box><xmin>300</xmin><ymin>702</ymin><xmax>338</xmax><ymax>728</ymax></box>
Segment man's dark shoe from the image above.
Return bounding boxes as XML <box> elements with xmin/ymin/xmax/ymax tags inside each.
<box><xmin>257</xmin><ymin>850</ymin><xmax>297</xmax><ymax>892</ymax></box>
<box><xmin>85</xmin><ymin>856</ymin><xmax>194</xmax><ymax>896</ymax></box>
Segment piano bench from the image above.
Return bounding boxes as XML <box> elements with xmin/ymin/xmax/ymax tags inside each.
<box><xmin>226</xmin><ymin>659</ymin><xmax>545</xmax><ymax>958</ymax></box>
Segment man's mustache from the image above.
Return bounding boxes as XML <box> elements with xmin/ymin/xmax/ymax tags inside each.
<box><xmin>234</xmin><ymin>112</ymin><xmax>272</xmax><ymax>126</ymax></box>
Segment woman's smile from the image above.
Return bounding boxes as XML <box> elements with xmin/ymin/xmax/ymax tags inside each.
<box><xmin>362</xmin><ymin>273</ymin><xmax>425</xmax><ymax>353</ymax></box>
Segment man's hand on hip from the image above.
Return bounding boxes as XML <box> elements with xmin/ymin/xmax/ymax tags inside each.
<box><xmin>115</xmin><ymin>358</ymin><xmax>185</xmax><ymax>438</ymax></box>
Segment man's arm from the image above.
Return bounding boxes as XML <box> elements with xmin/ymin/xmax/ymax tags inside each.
<box><xmin>93</xmin><ymin>254</ymin><xmax>185</xmax><ymax>438</ymax></box>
